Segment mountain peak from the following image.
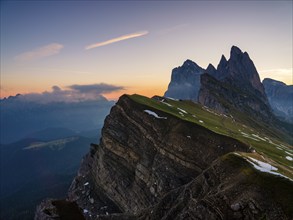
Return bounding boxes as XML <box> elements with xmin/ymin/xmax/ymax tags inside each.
<box><xmin>220</xmin><ymin>54</ymin><xmax>227</xmax><ymax>63</ymax></box>
<box><xmin>205</xmin><ymin>63</ymin><xmax>217</xmax><ymax>76</ymax></box>
<box><xmin>218</xmin><ymin>55</ymin><xmax>228</xmax><ymax>68</ymax></box>
<box><xmin>182</xmin><ymin>59</ymin><xmax>202</xmax><ymax>70</ymax></box>
<box><xmin>230</xmin><ymin>45</ymin><xmax>243</xmax><ymax>56</ymax></box>
<box><xmin>164</xmin><ymin>59</ymin><xmax>204</xmax><ymax>100</ymax></box>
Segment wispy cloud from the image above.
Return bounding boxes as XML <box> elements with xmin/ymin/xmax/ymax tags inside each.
<box><xmin>85</xmin><ymin>31</ymin><xmax>148</xmax><ymax>50</ymax></box>
<box><xmin>15</xmin><ymin>43</ymin><xmax>64</xmax><ymax>61</ymax></box>
<box><xmin>69</xmin><ymin>83</ymin><xmax>124</xmax><ymax>94</ymax></box>
<box><xmin>157</xmin><ymin>24</ymin><xmax>189</xmax><ymax>35</ymax></box>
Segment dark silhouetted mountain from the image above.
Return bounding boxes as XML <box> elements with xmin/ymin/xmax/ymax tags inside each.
<box><xmin>199</xmin><ymin>46</ymin><xmax>273</xmax><ymax>121</ymax></box>
<box><xmin>0</xmin><ymin>95</ymin><xmax>114</xmax><ymax>144</ymax></box>
<box><xmin>164</xmin><ymin>59</ymin><xmax>204</xmax><ymax>100</ymax></box>
<box><xmin>263</xmin><ymin>78</ymin><xmax>293</xmax><ymax>122</ymax></box>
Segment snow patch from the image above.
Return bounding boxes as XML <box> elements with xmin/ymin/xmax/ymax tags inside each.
<box><xmin>199</xmin><ymin>120</ymin><xmax>204</xmax><ymax>123</ymax></box>
<box><xmin>285</xmin><ymin>151</ymin><xmax>293</xmax><ymax>156</ymax></box>
<box><xmin>245</xmin><ymin>157</ymin><xmax>292</xmax><ymax>181</ymax></box>
<box><xmin>179</xmin><ymin>112</ymin><xmax>184</xmax><ymax>116</ymax></box>
<box><xmin>84</xmin><ymin>182</ymin><xmax>89</xmax><ymax>186</ymax></box>
<box><xmin>187</xmin><ymin>136</ymin><xmax>191</xmax><ymax>139</ymax></box>
<box><xmin>83</xmin><ymin>209</ymin><xmax>89</xmax><ymax>214</ymax></box>
<box><xmin>144</xmin><ymin>110</ymin><xmax>167</xmax><ymax>119</ymax></box>
<box><xmin>177</xmin><ymin>108</ymin><xmax>187</xmax><ymax>113</ymax></box>
<box><xmin>162</xmin><ymin>102</ymin><xmax>172</xmax><ymax>107</ymax></box>
<box><xmin>240</xmin><ymin>132</ymin><xmax>260</xmax><ymax>141</ymax></box>
<box><xmin>247</xmin><ymin>157</ymin><xmax>277</xmax><ymax>172</ymax></box>
<box><xmin>285</xmin><ymin>156</ymin><xmax>293</xmax><ymax>161</ymax></box>
<box><xmin>166</xmin><ymin>97</ymin><xmax>178</xmax><ymax>101</ymax></box>
<box><xmin>251</xmin><ymin>134</ymin><xmax>266</xmax><ymax>141</ymax></box>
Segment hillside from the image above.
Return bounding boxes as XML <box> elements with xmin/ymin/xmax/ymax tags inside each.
<box><xmin>35</xmin><ymin>94</ymin><xmax>293</xmax><ymax>220</ymax></box>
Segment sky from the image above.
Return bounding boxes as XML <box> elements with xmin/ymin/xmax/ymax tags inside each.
<box><xmin>1</xmin><ymin>1</ymin><xmax>292</xmax><ymax>100</ymax></box>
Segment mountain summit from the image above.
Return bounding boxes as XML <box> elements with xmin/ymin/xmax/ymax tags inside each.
<box><xmin>164</xmin><ymin>46</ymin><xmax>273</xmax><ymax>121</ymax></box>
<box><xmin>199</xmin><ymin>46</ymin><xmax>273</xmax><ymax>121</ymax></box>
<box><xmin>164</xmin><ymin>46</ymin><xmax>267</xmax><ymax>103</ymax></box>
<box><xmin>206</xmin><ymin>46</ymin><xmax>266</xmax><ymax>98</ymax></box>
<box><xmin>164</xmin><ymin>59</ymin><xmax>204</xmax><ymax>100</ymax></box>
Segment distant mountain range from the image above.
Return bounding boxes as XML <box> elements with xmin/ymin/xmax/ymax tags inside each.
<box><xmin>0</xmin><ymin>94</ymin><xmax>112</xmax><ymax>219</ymax></box>
<box><xmin>164</xmin><ymin>46</ymin><xmax>292</xmax><ymax>122</ymax></box>
<box><xmin>0</xmin><ymin>96</ymin><xmax>114</xmax><ymax>144</ymax></box>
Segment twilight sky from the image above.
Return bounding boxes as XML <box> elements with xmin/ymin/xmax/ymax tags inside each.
<box><xmin>1</xmin><ymin>1</ymin><xmax>292</xmax><ymax>100</ymax></box>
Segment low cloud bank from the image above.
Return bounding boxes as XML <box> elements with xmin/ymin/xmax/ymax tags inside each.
<box><xmin>7</xmin><ymin>83</ymin><xmax>124</xmax><ymax>103</ymax></box>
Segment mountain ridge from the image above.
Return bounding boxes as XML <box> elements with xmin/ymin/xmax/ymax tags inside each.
<box><xmin>35</xmin><ymin>94</ymin><xmax>293</xmax><ymax>220</ymax></box>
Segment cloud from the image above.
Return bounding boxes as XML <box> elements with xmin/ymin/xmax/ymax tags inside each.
<box><xmin>15</xmin><ymin>43</ymin><xmax>64</xmax><ymax>61</ymax></box>
<box><xmin>69</xmin><ymin>83</ymin><xmax>124</xmax><ymax>94</ymax></box>
<box><xmin>14</xmin><ymin>83</ymin><xmax>124</xmax><ymax>103</ymax></box>
<box><xmin>85</xmin><ymin>31</ymin><xmax>148</xmax><ymax>50</ymax></box>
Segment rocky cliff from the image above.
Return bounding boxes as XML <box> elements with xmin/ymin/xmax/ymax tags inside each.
<box><xmin>263</xmin><ymin>78</ymin><xmax>293</xmax><ymax>122</ymax></box>
<box><xmin>67</xmin><ymin>95</ymin><xmax>251</xmax><ymax>217</ymax></box>
<box><xmin>35</xmin><ymin>94</ymin><xmax>293</xmax><ymax>220</ymax></box>
<box><xmin>164</xmin><ymin>59</ymin><xmax>204</xmax><ymax>100</ymax></box>
<box><xmin>199</xmin><ymin>46</ymin><xmax>274</xmax><ymax>122</ymax></box>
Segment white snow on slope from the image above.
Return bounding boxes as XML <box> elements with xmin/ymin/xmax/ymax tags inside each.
<box><xmin>251</xmin><ymin>134</ymin><xmax>267</xmax><ymax>141</ymax></box>
<box><xmin>177</xmin><ymin>108</ymin><xmax>187</xmax><ymax>114</ymax></box>
<box><xmin>285</xmin><ymin>156</ymin><xmax>293</xmax><ymax>161</ymax></box>
<box><xmin>144</xmin><ymin>110</ymin><xmax>167</xmax><ymax>119</ymax></box>
<box><xmin>166</xmin><ymin>97</ymin><xmax>178</xmax><ymax>101</ymax></box>
<box><xmin>247</xmin><ymin>157</ymin><xmax>277</xmax><ymax>172</ymax></box>
<box><xmin>245</xmin><ymin>157</ymin><xmax>292</xmax><ymax>181</ymax></box>
<box><xmin>162</xmin><ymin>102</ymin><xmax>172</xmax><ymax>107</ymax></box>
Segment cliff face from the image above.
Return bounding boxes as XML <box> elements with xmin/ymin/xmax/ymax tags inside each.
<box><xmin>198</xmin><ymin>73</ymin><xmax>274</xmax><ymax>121</ymax></box>
<box><xmin>164</xmin><ymin>60</ymin><xmax>204</xmax><ymax>100</ymax></box>
<box><xmin>67</xmin><ymin>95</ymin><xmax>250</xmax><ymax>218</ymax></box>
<box><xmin>199</xmin><ymin>46</ymin><xmax>273</xmax><ymax>121</ymax></box>
<box><xmin>135</xmin><ymin>154</ymin><xmax>292</xmax><ymax>220</ymax></box>
<box><xmin>263</xmin><ymin>78</ymin><xmax>293</xmax><ymax>122</ymax></box>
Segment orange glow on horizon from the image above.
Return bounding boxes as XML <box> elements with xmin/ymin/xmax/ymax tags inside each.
<box><xmin>0</xmin><ymin>85</ymin><xmax>167</xmax><ymax>101</ymax></box>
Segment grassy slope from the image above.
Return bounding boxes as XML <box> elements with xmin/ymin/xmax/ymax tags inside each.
<box><xmin>128</xmin><ymin>94</ymin><xmax>293</xmax><ymax>180</ymax></box>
